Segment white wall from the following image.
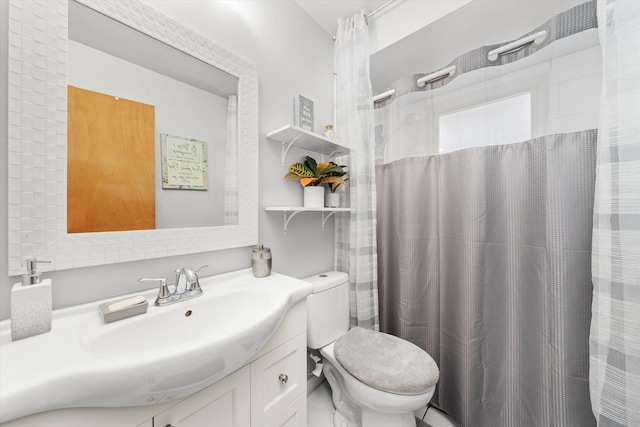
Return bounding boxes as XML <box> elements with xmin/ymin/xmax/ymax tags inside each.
<box><xmin>368</xmin><ymin>0</ymin><xmax>471</xmax><ymax>55</ymax></box>
<box><xmin>0</xmin><ymin>1</ymin><xmax>336</xmax><ymax>320</ymax></box>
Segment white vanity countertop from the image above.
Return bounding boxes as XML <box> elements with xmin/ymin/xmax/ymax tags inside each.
<box><xmin>0</xmin><ymin>269</ymin><xmax>312</xmax><ymax>423</ymax></box>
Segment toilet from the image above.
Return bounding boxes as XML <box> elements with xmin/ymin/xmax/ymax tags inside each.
<box><xmin>305</xmin><ymin>271</ymin><xmax>439</xmax><ymax>427</ymax></box>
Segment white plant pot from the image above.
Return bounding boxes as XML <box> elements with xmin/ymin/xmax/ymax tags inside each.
<box><xmin>325</xmin><ymin>192</ymin><xmax>340</xmax><ymax>208</ymax></box>
<box><xmin>303</xmin><ymin>186</ymin><xmax>325</xmax><ymax>208</ymax></box>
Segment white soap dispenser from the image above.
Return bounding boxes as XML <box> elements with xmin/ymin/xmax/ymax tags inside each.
<box><xmin>11</xmin><ymin>258</ymin><xmax>53</xmax><ymax>341</ymax></box>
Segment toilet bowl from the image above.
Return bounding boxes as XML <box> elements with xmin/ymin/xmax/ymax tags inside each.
<box><xmin>321</xmin><ymin>341</ymin><xmax>436</xmax><ymax>427</ymax></box>
<box><xmin>304</xmin><ymin>272</ymin><xmax>439</xmax><ymax>427</ymax></box>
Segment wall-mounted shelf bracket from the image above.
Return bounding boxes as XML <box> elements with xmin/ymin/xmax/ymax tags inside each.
<box><xmin>265</xmin><ymin>207</ymin><xmax>351</xmax><ymax>233</ymax></box>
<box><xmin>280</xmin><ymin>136</ymin><xmax>302</xmax><ymax>166</ymax></box>
<box><xmin>321</xmin><ymin>211</ymin><xmax>337</xmax><ymax>229</ymax></box>
<box><xmin>266</xmin><ymin>125</ymin><xmax>350</xmax><ymax>166</ymax></box>
<box><xmin>281</xmin><ymin>210</ymin><xmax>303</xmax><ymax>234</ymax></box>
<box><xmin>325</xmin><ymin>150</ymin><xmax>344</xmax><ymax>160</ymax></box>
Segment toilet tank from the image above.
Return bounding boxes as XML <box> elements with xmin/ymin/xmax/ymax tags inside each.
<box><xmin>304</xmin><ymin>271</ymin><xmax>350</xmax><ymax>349</ymax></box>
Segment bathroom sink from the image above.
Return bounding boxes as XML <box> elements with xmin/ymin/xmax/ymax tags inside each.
<box><xmin>0</xmin><ymin>269</ymin><xmax>312</xmax><ymax>423</ymax></box>
<box><xmin>82</xmin><ymin>289</ymin><xmax>269</xmax><ymax>355</ymax></box>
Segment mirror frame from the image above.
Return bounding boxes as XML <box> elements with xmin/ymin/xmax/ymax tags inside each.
<box><xmin>7</xmin><ymin>0</ymin><xmax>258</xmax><ymax>275</ymax></box>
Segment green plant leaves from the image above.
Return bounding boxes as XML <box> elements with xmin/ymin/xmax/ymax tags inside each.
<box><xmin>323</xmin><ymin>166</ymin><xmax>346</xmax><ymax>176</ymax></box>
<box><xmin>286</xmin><ymin>163</ymin><xmax>314</xmax><ymax>178</ymax></box>
<box><xmin>284</xmin><ymin>156</ymin><xmax>348</xmax><ymax>190</ymax></box>
<box><xmin>303</xmin><ymin>156</ymin><xmax>318</xmax><ymax>175</ymax></box>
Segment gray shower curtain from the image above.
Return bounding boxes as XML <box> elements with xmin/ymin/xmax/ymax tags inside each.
<box><xmin>377</xmin><ymin>130</ymin><xmax>597</xmax><ymax>427</ymax></box>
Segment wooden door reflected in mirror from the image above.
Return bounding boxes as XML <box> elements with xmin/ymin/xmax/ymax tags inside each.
<box><xmin>67</xmin><ymin>86</ymin><xmax>156</xmax><ymax>233</ymax></box>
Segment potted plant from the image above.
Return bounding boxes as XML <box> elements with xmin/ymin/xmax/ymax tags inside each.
<box><xmin>322</xmin><ymin>163</ymin><xmax>347</xmax><ymax>208</ymax></box>
<box><xmin>284</xmin><ymin>156</ymin><xmax>347</xmax><ymax>208</ymax></box>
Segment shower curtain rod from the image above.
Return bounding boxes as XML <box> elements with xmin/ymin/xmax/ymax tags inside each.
<box><xmin>333</xmin><ymin>0</ymin><xmax>397</xmax><ymax>40</ymax></box>
<box><xmin>487</xmin><ymin>30</ymin><xmax>548</xmax><ymax>61</ymax></box>
<box><xmin>373</xmin><ymin>65</ymin><xmax>457</xmax><ymax>102</ymax></box>
<box><xmin>365</xmin><ymin>0</ymin><xmax>397</xmax><ymax>22</ymax></box>
<box><xmin>373</xmin><ymin>89</ymin><xmax>395</xmax><ymax>102</ymax></box>
<box><xmin>372</xmin><ymin>28</ymin><xmax>549</xmax><ymax>101</ymax></box>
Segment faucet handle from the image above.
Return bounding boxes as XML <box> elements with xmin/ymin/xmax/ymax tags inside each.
<box><xmin>194</xmin><ymin>265</ymin><xmax>208</xmax><ymax>274</ymax></box>
<box><xmin>139</xmin><ymin>277</ymin><xmax>171</xmax><ymax>305</ymax></box>
<box><xmin>188</xmin><ymin>265</ymin><xmax>208</xmax><ymax>292</ymax></box>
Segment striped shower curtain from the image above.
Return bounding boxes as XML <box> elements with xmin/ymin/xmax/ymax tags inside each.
<box><xmin>334</xmin><ymin>12</ymin><xmax>379</xmax><ymax>330</ymax></box>
<box><xmin>589</xmin><ymin>0</ymin><xmax>640</xmax><ymax>425</ymax></box>
<box><xmin>377</xmin><ymin>132</ymin><xmax>597</xmax><ymax>426</ymax></box>
<box><xmin>375</xmin><ymin>1</ymin><xmax>600</xmax><ymax>425</ymax></box>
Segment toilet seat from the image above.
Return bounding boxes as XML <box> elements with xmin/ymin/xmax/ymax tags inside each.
<box><xmin>333</xmin><ymin>327</ymin><xmax>439</xmax><ymax>395</ymax></box>
<box><xmin>320</xmin><ymin>342</ymin><xmax>434</xmax><ymax>414</ymax></box>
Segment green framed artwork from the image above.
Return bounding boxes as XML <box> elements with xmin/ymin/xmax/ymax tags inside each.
<box><xmin>161</xmin><ymin>133</ymin><xmax>208</xmax><ymax>190</ymax></box>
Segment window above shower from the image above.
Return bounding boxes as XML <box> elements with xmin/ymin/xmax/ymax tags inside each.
<box><xmin>439</xmin><ymin>93</ymin><xmax>532</xmax><ymax>154</ymax></box>
<box><xmin>374</xmin><ymin>17</ymin><xmax>602</xmax><ymax>164</ymax></box>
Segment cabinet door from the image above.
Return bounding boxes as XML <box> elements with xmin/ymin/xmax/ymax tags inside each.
<box><xmin>154</xmin><ymin>366</ymin><xmax>250</xmax><ymax>427</ymax></box>
<box><xmin>264</xmin><ymin>393</ymin><xmax>307</xmax><ymax>427</ymax></box>
<box><xmin>251</xmin><ymin>333</ymin><xmax>307</xmax><ymax>426</ymax></box>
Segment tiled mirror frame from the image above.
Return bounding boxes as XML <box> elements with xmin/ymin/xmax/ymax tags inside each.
<box><xmin>7</xmin><ymin>0</ymin><xmax>258</xmax><ymax>275</ymax></box>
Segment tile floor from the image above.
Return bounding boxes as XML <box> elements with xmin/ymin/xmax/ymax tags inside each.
<box><xmin>307</xmin><ymin>381</ymin><xmax>458</xmax><ymax>427</ymax></box>
<box><xmin>307</xmin><ymin>382</ymin><xmax>334</xmax><ymax>426</ymax></box>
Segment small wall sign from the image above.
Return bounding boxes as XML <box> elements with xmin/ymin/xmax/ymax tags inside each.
<box><xmin>161</xmin><ymin>133</ymin><xmax>208</xmax><ymax>190</ymax></box>
<box><xmin>295</xmin><ymin>95</ymin><xmax>314</xmax><ymax>131</ymax></box>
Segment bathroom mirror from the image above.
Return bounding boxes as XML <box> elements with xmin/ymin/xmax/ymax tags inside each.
<box><xmin>67</xmin><ymin>0</ymin><xmax>239</xmax><ymax>231</ymax></box>
<box><xmin>7</xmin><ymin>0</ymin><xmax>258</xmax><ymax>275</ymax></box>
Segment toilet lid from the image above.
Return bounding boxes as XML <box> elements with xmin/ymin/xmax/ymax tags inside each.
<box><xmin>333</xmin><ymin>327</ymin><xmax>439</xmax><ymax>395</ymax></box>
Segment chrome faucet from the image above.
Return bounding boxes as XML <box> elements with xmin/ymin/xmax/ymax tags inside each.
<box><xmin>139</xmin><ymin>265</ymin><xmax>207</xmax><ymax>307</ymax></box>
<box><xmin>175</xmin><ymin>265</ymin><xmax>208</xmax><ymax>298</ymax></box>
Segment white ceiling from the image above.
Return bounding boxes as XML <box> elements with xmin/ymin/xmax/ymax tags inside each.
<box><xmin>293</xmin><ymin>0</ymin><xmax>391</xmax><ymax>36</ymax></box>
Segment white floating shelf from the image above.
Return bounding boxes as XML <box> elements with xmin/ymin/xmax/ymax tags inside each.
<box><xmin>265</xmin><ymin>207</ymin><xmax>350</xmax><ymax>233</ymax></box>
<box><xmin>266</xmin><ymin>125</ymin><xmax>349</xmax><ymax>165</ymax></box>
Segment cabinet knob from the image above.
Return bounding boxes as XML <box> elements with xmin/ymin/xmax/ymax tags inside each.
<box><xmin>165</xmin><ymin>425</ymin><xmax>175</xmax><ymax>427</ymax></box>
<box><xmin>279</xmin><ymin>373</ymin><xmax>288</xmax><ymax>384</ymax></box>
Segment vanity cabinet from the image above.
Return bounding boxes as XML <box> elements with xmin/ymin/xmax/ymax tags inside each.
<box><xmin>264</xmin><ymin>394</ymin><xmax>307</xmax><ymax>427</ymax></box>
<box><xmin>251</xmin><ymin>333</ymin><xmax>306</xmax><ymax>426</ymax></box>
<box><xmin>1</xmin><ymin>302</ymin><xmax>308</xmax><ymax>427</ymax></box>
<box><xmin>153</xmin><ymin>332</ymin><xmax>307</xmax><ymax>427</ymax></box>
<box><xmin>152</xmin><ymin>365</ymin><xmax>251</xmax><ymax>427</ymax></box>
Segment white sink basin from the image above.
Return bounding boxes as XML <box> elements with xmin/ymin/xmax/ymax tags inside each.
<box><xmin>82</xmin><ymin>289</ymin><xmax>268</xmax><ymax>355</ymax></box>
<box><xmin>0</xmin><ymin>269</ymin><xmax>312</xmax><ymax>423</ymax></box>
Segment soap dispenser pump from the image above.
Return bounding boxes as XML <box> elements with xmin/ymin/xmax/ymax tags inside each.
<box><xmin>11</xmin><ymin>258</ymin><xmax>53</xmax><ymax>341</ymax></box>
<box><xmin>22</xmin><ymin>258</ymin><xmax>51</xmax><ymax>286</ymax></box>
